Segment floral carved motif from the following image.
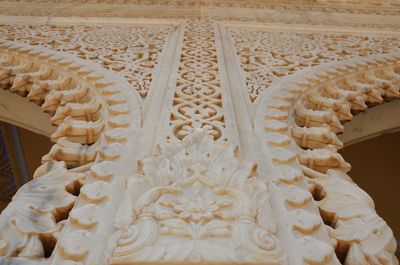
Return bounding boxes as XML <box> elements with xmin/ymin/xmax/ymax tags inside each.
<box><xmin>0</xmin><ymin>161</ymin><xmax>84</xmax><ymax>261</ymax></box>
<box><xmin>109</xmin><ymin>130</ymin><xmax>286</xmax><ymax>264</ymax></box>
<box><xmin>169</xmin><ymin>20</ymin><xmax>225</xmax><ymax>141</ymax></box>
<box><xmin>0</xmin><ymin>24</ymin><xmax>172</xmax><ymax>98</ymax></box>
<box><xmin>230</xmin><ymin>29</ymin><xmax>400</xmax><ymax>101</ymax></box>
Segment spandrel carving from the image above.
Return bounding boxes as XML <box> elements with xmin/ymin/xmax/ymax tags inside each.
<box><xmin>230</xmin><ymin>29</ymin><xmax>400</xmax><ymax>101</ymax></box>
<box><xmin>0</xmin><ymin>24</ymin><xmax>172</xmax><ymax>99</ymax></box>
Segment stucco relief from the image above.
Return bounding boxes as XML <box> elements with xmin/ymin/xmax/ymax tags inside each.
<box><xmin>255</xmin><ymin>52</ymin><xmax>400</xmax><ymax>264</ymax></box>
<box><xmin>0</xmin><ymin>40</ymin><xmax>141</xmax><ymax>264</ymax></box>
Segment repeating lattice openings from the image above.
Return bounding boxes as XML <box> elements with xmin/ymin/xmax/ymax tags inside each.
<box><xmin>169</xmin><ymin>20</ymin><xmax>225</xmax><ymax>141</ymax></box>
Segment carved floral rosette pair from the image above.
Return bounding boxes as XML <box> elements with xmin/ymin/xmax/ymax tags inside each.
<box><xmin>0</xmin><ymin>18</ymin><xmax>399</xmax><ymax>265</ymax></box>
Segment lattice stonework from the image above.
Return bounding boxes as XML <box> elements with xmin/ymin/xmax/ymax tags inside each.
<box><xmin>0</xmin><ymin>24</ymin><xmax>172</xmax><ymax>98</ymax></box>
<box><xmin>0</xmin><ymin>1</ymin><xmax>399</xmax><ymax>265</ymax></box>
<box><xmin>230</xmin><ymin>29</ymin><xmax>400</xmax><ymax>101</ymax></box>
<box><xmin>169</xmin><ymin>20</ymin><xmax>225</xmax><ymax>141</ymax></box>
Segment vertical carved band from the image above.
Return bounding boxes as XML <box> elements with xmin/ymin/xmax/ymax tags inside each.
<box><xmin>169</xmin><ymin>20</ymin><xmax>225</xmax><ymax>141</ymax></box>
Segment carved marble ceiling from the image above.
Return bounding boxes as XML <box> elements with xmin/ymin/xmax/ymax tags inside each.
<box><xmin>0</xmin><ymin>1</ymin><xmax>399</xmax><ymax>265</ymax></box>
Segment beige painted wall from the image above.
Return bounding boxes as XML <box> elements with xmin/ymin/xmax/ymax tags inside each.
<box><xmin>340</xmin><ymin>131</ymin><xmax>400</xmax><ymax>241</ymax></box>
<box><xmin>17</xmin><ymin>127</ymin><xmax>53</xmax><ymax>179</ymax></box>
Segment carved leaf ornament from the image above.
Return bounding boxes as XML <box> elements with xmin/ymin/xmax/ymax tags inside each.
<box><xmin>110</xmin><ymin>130</ymin><xmax>285</xmax><ymax>264</ymax></box>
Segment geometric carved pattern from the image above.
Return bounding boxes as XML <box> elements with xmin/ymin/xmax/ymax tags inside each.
<box><xmin>0</xmin><ymin>24</ymin><xmax>172</xmax><ymax>98</ymax></box>
<box><xmin>231</xmin><ymin>29</ymin><xmax>400</xmax><ymax>101</ymax></box>
<box><xmin>169</xmin><ymin>20</ymin><xmax>225</xmax><ymax>141</ymax></box>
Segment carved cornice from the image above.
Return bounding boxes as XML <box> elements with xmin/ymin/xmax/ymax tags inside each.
<box><xmin>0</xmin><ymin>0</ymin><xmax>400</xmax><ymax>15</ymax></box>
<box><xmin>0</xmin><ymin>0</ymin><xmax>399</xmax><ymax>31</ymax></box>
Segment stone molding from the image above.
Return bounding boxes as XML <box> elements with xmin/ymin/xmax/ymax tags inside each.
<box><xmin>0</xmin><ymin>0</ymin><xmax>400</xmax><ymax>31</ymax></box>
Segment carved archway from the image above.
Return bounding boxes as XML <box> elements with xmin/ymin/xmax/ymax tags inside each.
<box><xmin>339</xmin><ymin>99</ymin><xmax>400</xmax><ymax>146</ymax></box>
<box><xmin>255</xmin><ymin>52</ymin><xmax>400</xmax><ymax>264</ymax></box>
<box><xmin>0</xmin><ymin>20</ymin><xmax>399</xmax><ymax>265</ymax></box>
<box><xmin>0</xmin><ymin>40</ymin><xmax>141</xmax><ymax>264</ymax></box>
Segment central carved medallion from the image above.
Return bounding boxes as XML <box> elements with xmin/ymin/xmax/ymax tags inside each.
<box><xmin>109</xmin><ymin>130</ymin><xmax>286</xmax><ymax>264</ymax></box>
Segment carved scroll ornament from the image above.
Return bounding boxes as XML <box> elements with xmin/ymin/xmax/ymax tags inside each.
<box><xmin>108</xmin><ymin>130</ymin><xmax>286</xmax><ymax>264</ymax></box>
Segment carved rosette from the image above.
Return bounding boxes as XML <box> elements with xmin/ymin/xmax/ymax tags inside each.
<box><xmin>109</xmin><ymin>130</ymin><xmax>286</xmax><ymax>264</ymax></box>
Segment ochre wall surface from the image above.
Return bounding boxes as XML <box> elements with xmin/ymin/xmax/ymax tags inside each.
<box><xmin>17</xmin><ymin>127</ymin><xmax>53</xmax><ymax>178</ymax></box>
<box><xmin>341</xmin><ymin>131</ymin><xmax>400</xmax><ymax>241</ymax></box>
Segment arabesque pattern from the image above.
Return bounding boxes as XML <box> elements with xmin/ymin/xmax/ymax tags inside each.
<box><xmin>169</xmin><ymin>20</ymin><xmax>225</xmax><ymax>141</ymax></box>
<box><xmin>231</xmin><ymin>29</ymin><xmax>400</xmax><ymax>101</ymax></box>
